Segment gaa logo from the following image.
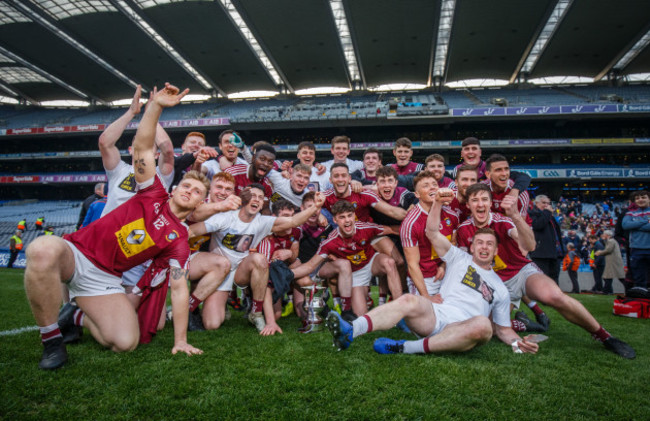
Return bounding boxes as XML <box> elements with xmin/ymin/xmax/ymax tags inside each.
<box><xmin>542</xmin><ymin>170</ymin><xmax>560</xmax><ymax>177</ymax></box>
<box><xmin>126</xmin><ymin>229</ymin><xmax>146</xmax><ymax>245</ymax></box>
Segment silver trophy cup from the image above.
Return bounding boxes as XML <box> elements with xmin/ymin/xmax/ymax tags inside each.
<box><xmin>300</xmin><ymin>283</ymin><xmax>326</xmax><ymax>333</ymax></box>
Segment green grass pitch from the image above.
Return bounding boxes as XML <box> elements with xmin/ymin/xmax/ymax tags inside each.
<box><xmin>1</xmin><ymin>268</ymin><xmax>648</xmax><ymax>420</ymax></box>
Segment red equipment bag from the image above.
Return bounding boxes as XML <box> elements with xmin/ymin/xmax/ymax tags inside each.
<box><xmin>613</xmin><ymin>296</ymin><xmax>650</xmax><ymax>319</ymax></box>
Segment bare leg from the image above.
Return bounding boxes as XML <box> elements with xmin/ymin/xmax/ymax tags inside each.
<box><xmin>24</xmin><ymin>236</ymin><xmax>75</xmax><ymax>327</ymax></box>
<box><xmin>363</xmin><ymin>294</ymin><xmax>436</xmax><ymax>337</ymax></box>
<box><xmin>371</xmin><ymin>254</ymin><xmax>402</xmax><ymax>300</ymax></box>
<box><xmin>352</xmin><ymin>286</ymin><xmax>369</xmax><ymax>316</ymax></box>
<box><xmin>424</xmin><ymin>316</ymin><xmax>492</xmax><ymax>353</ymax></box>
<box><xmin>75</xmin><ymin>294</ymin><xmax>139</xmax><ymax>352</ymax></box>
<box><xmin>525</xmin><ymin>273</ymin><xmax>600</xmax><ymax>332</ymax></box>
<box><xmin>189</xmin><ymin>253</ymin><xmax>231</xmax><ymax>301</ymax></box>
<box><xmin>201</xmin><ymin>291</ymin><xmax>229</xmax><ymax>330</ymax></box>
<box><xmin>235</xmin><ymin>253</ymin><xmax>269</xmax><ymax>302</ymax></box>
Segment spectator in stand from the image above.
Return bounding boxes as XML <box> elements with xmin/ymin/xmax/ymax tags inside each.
<box><xmin>562</xmin><ymin>230</ymin><xmax>581</xmax><ymax>250</ymax></box>
<box><xmin>76</xmin><ymin>183</ymin><xmax>105</xmax><ymax>230</ymax></box>
<box><xmin>562</xmin><ymin>243</ymin><xmax>581</xmax><ymax>294</ymax></box>
<box><xmin>588</xmin><ymin>234</ymin><xmax>606</xmax><ymax>293</ymax></box>
<box><xmin>81</xmin><ymin>196</ymin><xmax>108</xmax><ymax>228</ymax></box>
<box><xmin>595</xmin><ymin>230</ymin><xmax>625</xmax><ymax>294</ymax></box>
<box><xmin>529</xmin><ymin>195</ymin><xmax>565</xmax><ymax>284</ymax></box>
<box><xmin>622</xmin><ymin>190</ymin><xmax>650</xmax><ymax>290</ymax></box>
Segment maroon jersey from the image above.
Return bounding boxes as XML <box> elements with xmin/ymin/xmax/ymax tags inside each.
<box><xmin>318</xmin><ymin>222</ymin><xmax>384</xmax><ymax>272</ymax></box>
<box><xmin>258</xmin><ymin>227</ymin><xmax>302</xmax><ymax>262</ymax></box>
<box><xmin>322</xmin><ymin>187</ymin><xmax>380</xmax><ymax>223</ymax></box>
<box><xmin>485</xmin><ymin>179</ymin><xmax>531</xmax><ymax>224</ymax></box>
<box><xmin>390</xmin><ymin>161</ymin><xmax>423</xmax><ymax>176</ymax></box>
<box><xmin>400</xmin><ymin>203</ymin><xmax>458</xmax><ymax>277</ymax></box>
<box><xmin>449</xmin><ymin>194</ymin><xmax>471</xmax><ymax>223</ymax></box>
<box><xmin>359</xmin><ymin>168</ymin><xmax>377</xmax><ymax>183</ymax></box>
<box><xmin>438</xmin><ymin>176</ymin><xmax>455</xmax><ymax>189</ymax></box>
<box><xmin>224</xmin><ymin>163</ymin><xmax>274</xmax><ymax>198</ymax></box>
<box><xmin>455</xmin><ymin>213</ymin><xmax>531</xmax><ymax>281</ymax></box>
<box><xmin>65</xmin><ymin>176</ymin><xmax>190</xmax><ymax>276</ymax></box>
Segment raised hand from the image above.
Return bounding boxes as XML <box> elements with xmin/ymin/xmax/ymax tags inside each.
<box><xmin>153</xmin><ymin>82</ymin><xmax>189</xmax><ymax>108</ymax></box>
<box><xmin>129</xmin><ymin>84</ymin><xmax>144</xmax><ymax>115</ymax></box>
<box><xmin>436</xmin><ymin>188</ymin><xmax>454</xmax><ymax>205</ymax></box>
<box><xmin>500</xmin><ymin>194</ymin><xmax>519</xmax><ymax>218</ymax></box>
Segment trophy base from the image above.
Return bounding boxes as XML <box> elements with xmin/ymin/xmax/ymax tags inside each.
<box><xmin>297</xmin><ymin>320</ymin><xmax>323</xmax><ymax>334</ymax></box>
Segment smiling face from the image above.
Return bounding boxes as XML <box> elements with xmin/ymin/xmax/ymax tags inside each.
<box><xmin>414</xmin><ymin>176</ymin><xmax>439</xmax><ymax>206</ymax></box>
<box><xmin>363</xmin><ymin>152</ymin><xmax>381</xmax><ymax>173</ymax></box>
<box><xmin>467</xmin><ymin>190</ymin><xmax>492</xmax><ymax>227</ymax></box>
<box><xmin>470</xmin><ymin>232</ymin><xmax>498</xmax><ymax>268</ymax></box>
<box><xmin>182</xmin><ymin>135</ymin><xmax>205</xmax><ymax>154</ymax></box>
<box><xmin>297</xmin><ymin>147</ymin><xmax>316</xmax><ymax>166</ymax></box>
<box><xmin>486</xmin><ymin>160</ymin><xmax>510</xmax><ymax>191</ymax></box>
<box><xmin>634</xmin><ymin>194</ymin><xmax>649</xmax><ymax>209</ymax></box>
<box><xmin>333</xmin><ymin>210</ymin><xmax>356</xmax><ymax>237</ymax></box>
<box><xmin>290</xmin><ymin>168</ymin><xmax>311</xmax><ymax>192</ymax></box>
<box><xmin>301</xmin><ymin>199</ymin><xmax>319</xmax><ymax>226</ymax></box>
<box><xmin>376</xmin><ymin>175</ymin><xmax>397</xmax><ymax>201</ymax></box>
<box><xmin>393</xmin><ymin>146</ymin><xmax>413</xmax><ymax>166</ymax></box>
<box><xmin>425</xmin><ymin>159</ymin><xmax>446</xmax><ymax>181</ymax></box>
<box><xmin>456</xmin><ymin>170</ymin><xmax>478</xmax><ymax>198</ymax></box>
<box><xmin>209</xmin><ymin>179</ymin><xmax>235</xmax><ymax>202</ymax></box>
<box><xmin>252</xmin><ymin>150</ymin><xmax>275</xmax><ymax>180</ymax></box>
<box><xmin>171</xmin><ymin>178</ymin><xmax>207</xmax><ymax>211</ymax></box>
<box><xmin>331</xmin><ymin>142</ymin><xmax>350</xmax><ymax>162</ymax></box>
<box><xmin>242</xmin><ymin>187</ymin><xmax>265</xmax><ymax>216</ymax></box>
<box><xmin>461</xmin><ymin>144</ymin><xmax>482</xmax><ymax>167</ymax></box>
<box><xmin>219</xmin><ymin>134</ymin><xmax>240</xmax><ymax>161</ymax></box>
<box><xmin>330</xmin><ymin>166</ymin><xmax>351</xmax><ymax>196</ymax></box>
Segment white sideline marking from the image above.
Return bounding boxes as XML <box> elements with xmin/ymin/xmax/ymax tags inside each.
<box><xmin>0</xmin><ymin>325</ymin><xmax>39</xmax><ymax>336</ymax></box>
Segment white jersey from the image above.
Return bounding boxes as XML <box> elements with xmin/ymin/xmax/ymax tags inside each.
<box><xmin>102</xmin><ymin>160</ymin><xmax>174</xmax><ymax>216</ymax></box>
<box><xmin>201</xmin><ymin>156</ymin><xmax>247</xmax><ymax>181</ymax></box>
<box><xmin>309</xmin><ymin>166</ymin><xmax>331</xmax><ymax>192</ymax></box>
<box><xmin>322</xmin><ymin>158</ymin><xmax>364</xmax><ymax>174</ymax></box>
<box><xmin>438</xmin><ymin>246</ymin><xmax>511</xmax><ymax>327</ymax></box>
<box><xmin>267</xmin><ymin>170</ymin><xmax>307</xmax><ymax>208</ymax></box>
<box><xmin>203</xmin><ymin>210</ymin><xmax>276</xmax><ymax>268</ymax></box>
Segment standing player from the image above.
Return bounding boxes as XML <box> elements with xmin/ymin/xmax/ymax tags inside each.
<box><xmin>389</xmin><ymin>137</ymin><xmax>423</xmax><ymax>176</ymax></box>
<box><xmin>484</xmin><ymin>154</ymin><xmax>531</xmax><ymax>223</ymax></box>
<box><xmin>25</xmin><ymin>83</ymin><xmax>205</xmax><ymax>370</ymax></box>
<box><xmin>401</xmin><ymin>171</ymin><xmax>458</xmax><ymax>300</ymax></box>
<box><xmin>455</xmin><ymin>184</ymin><xmax>635</xmax><ymax>359</ymax></box>
<box><xmin>424</xmin><ymin>154</ymin><xmax>455</xmax><ymax>188</ymax></box>
<box><xmin>200</xmin><ymin>130</ymin><xmax>250</xmax><ymax>180</ymax></box>
<box><xmin>224</xmin><ymin>144</ymin><xmax>276</xmax><ymax>198</ymax></box>
<box><xmin>351</xmin><ymin>148</ymin><xmax>383</xmax><ymax>185</ymax></box>
<box><xmin>448</xmin><ymin>164</ymin><xmax>478</xmax><ymax>223</ymax></box>
<box><xmin>325</xmin><ymin>189</ymin><xmax>538</xmax><ymax>356</ymax></box>
<box><xmin>322</xmin><ymin>136</ymin><xmax>364</xmax><ymax>173</ymax></box>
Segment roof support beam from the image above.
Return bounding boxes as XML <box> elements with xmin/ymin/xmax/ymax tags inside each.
<box><xmin>430</xmin><ymin>0</ymin><xmax>457</xmax><ymax>86</ymax></box>
<box><xmin>0</xmin><ymin>79</ymin><xmax>38</xmax><ymax>105</ymax></box>
<box><xmin>0</xmin><ymin>44</ymin><xmax>94</xmax><ymax>102</ymax></box>
<box><xmin>329</xmin><ymin>0</ymin><xmax>364</xmax><ymax>90</ymax></box>
<box><xmin>113</xmin><ymin>0</ymin><xmax>226</xmax><ymax>97</ymax></box>
<box><xmin>510</xmin><ymin>0</ymin><xmax>573</xmax><ymax>84</ymax></box>
<box><xmin>595</xmin><ymin>23</ymin><xmax>650</xmax><ymax>82</ymax></box>
<box><xmin>220</xmin><ymin>0</ymin><xmax>292</xmax><ymax>94</ymax></box>
<box><xmin>7</xmin><ymin>0</ymin><xmax>140</xmax><ymax>100</ymax></box>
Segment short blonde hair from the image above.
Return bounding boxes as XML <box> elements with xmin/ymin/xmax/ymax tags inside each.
<box><xmin>182</xmin><ymin>170</ymin><xmax>210</xmax><ymax>195</ymax></box>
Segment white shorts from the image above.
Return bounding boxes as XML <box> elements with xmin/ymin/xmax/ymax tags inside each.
<box><xmin>431</xmin><ymin>302</ymin><xmax>471</xmax><ymax>336</ymax></box>
<box><xmin>407</xmin><ymin>276</ymin><xmax>441</xmax><ymax>296</ymax></box>
<box><xmin>503</xmin><ymin>262</ymin><xmax>543</xmax><ymax>308</ymax></box>
<box><xmin>65</xmin><ymin>240</ymin><xmax>124</xmax><ymax>298</ymax></box>
<box><xmin>352</xmin><ymin>253</ymin><xmax>378</xmax><ymax>287</ymax></box>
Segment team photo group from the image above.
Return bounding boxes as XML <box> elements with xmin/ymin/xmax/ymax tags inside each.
<box><xmin>24</xmin><ymin>83</ymin><xmax>637</xmax><ymax>371</ymax></box>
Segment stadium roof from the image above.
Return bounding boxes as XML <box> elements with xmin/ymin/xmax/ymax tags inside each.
<box><xmin>1</xmin><ymin>0</ymin><xmax>650</xmax><ymax>105</ymax></box>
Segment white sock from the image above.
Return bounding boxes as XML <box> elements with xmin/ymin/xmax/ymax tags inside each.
<box><xmin>352</xmin><ymin>316</ymin><xmax>369</xmax><ymax>338</ymax></box>
<box><xmin>403</xmin><ymin>339</ymin><xmax>427</xmax><ymax>354</ymax></box>
<box><xmin>527</xmin><ymin>300</ymin><xmax>537</xmax><ymax>309</ymax></box>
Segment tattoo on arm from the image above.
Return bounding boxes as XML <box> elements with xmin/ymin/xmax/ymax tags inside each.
<box><xmin>170</xmin><ymin>267</ymin><xmax>188</xmax><ymax>281</ymax></box>
<box><xmin>134</xmin><ymin>158</ymin><xmax>146</xmax><ymax>175</ymax></box>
